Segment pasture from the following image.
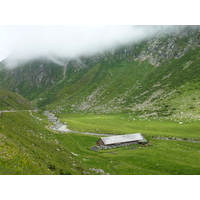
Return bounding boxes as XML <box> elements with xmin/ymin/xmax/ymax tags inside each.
<box><xmin>54</xmin><ymin>113</ymin><xmax>200</xmax><ymax>175</ymax></box>
<box><xmin>0</xmin><ymin>111</ymin><xmax>199</xmax><ymax>175</ymax></box>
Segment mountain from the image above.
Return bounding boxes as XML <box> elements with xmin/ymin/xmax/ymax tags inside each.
<box><xmin>0</xmin><ymin>25</ymin><xmax>200</xmax><ymax>120</ymax></box>
<box><xmin>0</xmin><ymin>89</ymin><xmax>32</xmax><ymax>110</ymax></box>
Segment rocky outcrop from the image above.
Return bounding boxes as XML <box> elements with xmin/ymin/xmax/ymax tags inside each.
<box><xmin>126</xmin><ymin>26</ymin><xmax>200</xmax><ymax>67</ymax></box>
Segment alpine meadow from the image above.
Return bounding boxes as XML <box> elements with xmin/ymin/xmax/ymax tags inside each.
<box><xmin>0</xmin><ymin>25</ymin><xmax>200</xmax><ymax>175</ymax></box>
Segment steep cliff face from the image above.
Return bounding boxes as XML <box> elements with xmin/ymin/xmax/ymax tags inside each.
<box><xmin>0</xmin><ymin>26</ymin><xmax>200</xmax><ymax>119</ymax></box>
<box><xmin>99</xmin><ymin>26</ymin><xmax>200</xmax><ymax>67</ymax></box>
<box><xmin>136</xmin><ymin>26</ymin><xmax>200</xmax><ymax>66</ymax></box>
<box><xmin>0</xmin><ymin>58</ymin><xmax>63</xmax><ymax>100</ymax></box>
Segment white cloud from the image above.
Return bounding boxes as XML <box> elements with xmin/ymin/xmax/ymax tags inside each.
<box><xmin>0</xmin><ymin>25</ymin><xmax>178</xmax><ymax>65</ymax></box>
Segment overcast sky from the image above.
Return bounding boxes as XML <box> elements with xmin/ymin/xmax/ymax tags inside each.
<box><xmin>0</xmin><ymin>25</ymin><xmax>178</xmax><ymax>63</ymax></box>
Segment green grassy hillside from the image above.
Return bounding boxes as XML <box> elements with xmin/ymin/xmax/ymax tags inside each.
<box><xmin>0</xmin><ymin>89</ymin><xmax>32</xmax><ymax>110</ymax></box>
<box><xmin>0</xmin><ymin>111</ymin><xmax>87</xmax><ymax>174</ymax></box>
<box><xmin>40</xmin><ymin>47</ymin><xmax>200</xmax><ymax>122</ymax></box>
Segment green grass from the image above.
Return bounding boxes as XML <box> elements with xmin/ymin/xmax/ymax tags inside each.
<box><xmin>0</xmin><ymin>111</ymin><xmax>86</xmax><ymax>175</ymax></box>
<box><xmin>41</xmin><ymin>46</ymin><xmax>200</xmax><ymax>117</ymax></box>
<box><xmin>57</xmin><ymin>113</ymin><xmax>200</xmax><ymax>140</ymax></box>
<box><xmin>53</xmin><ymin>132</ymin><xmax>200</xmax><ymax>175</ymax></box>
<box><xmin>1</xmin><ymin>27</ymin><xmax>200</xmax><ymax>175</ymax></box>
<box><xmin>50</xmin><ymin>112</ymin><xmax>200</xmax><ymax>175</ymax></box>
<box><xmin>1</xmin><ymin>111</ymin><xmax>200</xmax><ymax>175</ymax></box>
<box><xmin>0</xmin><ymin>89</ymin><xmax>32</xmax><ymax>110</ymax></box>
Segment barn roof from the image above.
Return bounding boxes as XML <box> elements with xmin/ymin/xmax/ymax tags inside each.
<box><xmin>100</xmin><ymin>133</ymin><xmax>144</xmax><ymax>145</ymax></box>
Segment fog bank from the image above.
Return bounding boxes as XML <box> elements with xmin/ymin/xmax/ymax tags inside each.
<box><xmin>0</xmin><ymin>25</ymin><xmax>181</xmax><ymax>66</ymax></box>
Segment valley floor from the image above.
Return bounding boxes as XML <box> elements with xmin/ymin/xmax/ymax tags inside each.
<box><xmin>0</xmin><ymin>110</ymin><xmax>200</xmax><ymax>175</ymax></box>
<box><xmin>53</xmin><ymin>112</ymin><xmax>200</xmax><ymax>175</ymax></box>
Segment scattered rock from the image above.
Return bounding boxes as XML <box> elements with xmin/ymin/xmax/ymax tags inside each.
<box><xmin>71</xmin><ymin>152</ymin><xmax>79</xmax><ymax>156</ymax></box>
<box><xmin>83</xmin><ymin>171</ymin><xmax>90</xmax><ymax>175</ymax></box>
<box><xmin>90</xmin><ymin>168</ymin><xmax>110</xmax><ymax>175</ymax></box>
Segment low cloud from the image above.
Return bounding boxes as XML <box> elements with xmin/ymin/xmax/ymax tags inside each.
<box><xmin>0</xmin><ymin>25</ymin><xmax>180</xmax><ymax>67</ymax></box>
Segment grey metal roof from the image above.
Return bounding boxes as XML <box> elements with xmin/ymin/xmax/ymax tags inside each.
<box><xmin>101</xmin><ymin>133</ymin><xmax>144</xmax><ymax>145</ymax></box>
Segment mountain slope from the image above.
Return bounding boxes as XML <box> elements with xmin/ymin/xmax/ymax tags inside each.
<box><xmin>0</xmin><ymin>89</ymin><xmax>32</xmax><ymax>110</ymax></box>
<box><xmin>42</xmin><ymin>47</ymin><xmax>200</xmax><ymax>121</ymax></box>
<box><xmin>0</xmin><ymin>58</ymin><xmax>64</xmax><ymax>100</ymax></box>
<box><xmin>0</xmin><ymin>26</ymin><xmax>200</xmax><ymax>120</ymax></box>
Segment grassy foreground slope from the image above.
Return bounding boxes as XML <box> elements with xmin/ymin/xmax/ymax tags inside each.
<box><xmin>0</xmin><ymin>111</ymin><xmax>88</xmax><ymax>175</ymax></box>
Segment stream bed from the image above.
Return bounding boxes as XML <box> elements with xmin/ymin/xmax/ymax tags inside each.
<box><xmin>43</xmin><ymin>111</ymin><xmax>113</xmax><ymax>136</ymax></box>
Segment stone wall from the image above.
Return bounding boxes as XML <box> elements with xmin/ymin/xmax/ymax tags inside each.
<box><xmin>97</xmin><ymin>141</ymin><xmax>138</xmax><ymax>149</ymax></box>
